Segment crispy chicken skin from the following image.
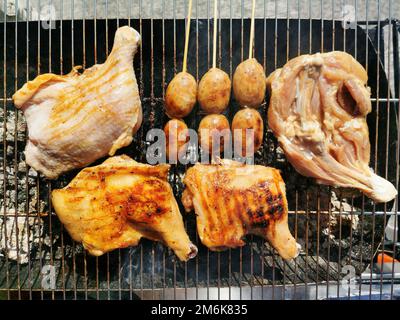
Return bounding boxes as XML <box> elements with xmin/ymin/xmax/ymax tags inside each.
<box><xmin>13</xmin><ymin>26</ymin><xmax>142</xmax><ymax>179</ymax></box>
<box><xmin>182</xmin><ymin>159</ymin><xmax>300</xmax><ymax>260</ymax></box>
<box><xmin>51</xmin><ymin>155</ymin><xmax>197</xmax><ymax>261</ymax></box>
<box><xmin>267</xmin><ymin>51</ymin><xmax>397</xmax><ymax>203</ymax></box>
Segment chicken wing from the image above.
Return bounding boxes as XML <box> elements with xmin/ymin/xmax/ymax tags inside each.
<box><xmin>182</xmin><ymin>159</ymin><xmax>300</xmax><ymax>260</ymax></box>
<box><xmin>13</xmin><ymin>26</ymin><xmax>142</xmax><ymax>179</ymax></box>
<box><xmin>267</xmin><ymin>51</ymin><xmax>397</xmax><ymax>202</ymax></box>
<box><xmin>51</xmin><ymin>155</ymin><xmax>197</xmax><ymax>261</ymax></box>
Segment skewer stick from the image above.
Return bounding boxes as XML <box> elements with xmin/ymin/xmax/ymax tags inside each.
<box><xmin>182</xmin><ymin>0</ymin><xmax>193</xmax><ymax>73</ymax></box>
<box><xmin>248</xmin><ymin>0</ymin><xmax>256</xmax><ymax>59</ymax></box>
<box><xmin>212</xmin><ymin>0</ymin><xmax>218</xmax><ymax>69</ymax></box>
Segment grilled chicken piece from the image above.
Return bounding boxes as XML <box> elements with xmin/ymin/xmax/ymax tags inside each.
<box><xmin>13</xmin><ymin>26</ymin><xmax>142</xmax><ymax>179</ymax></box>
<box><xmin>52</xmin><ymin>155</ymin><xmax>197</xmax><ymax>261</ymax></box>
<box><xmin>267</xmin><ymin>51</ymin><xmax>397</xmax><ymax>203</ymax></box>
<box><xmin>182</xmin><ymin>159</ymin><xmax>300</xmax><ymax>260</ymax></box>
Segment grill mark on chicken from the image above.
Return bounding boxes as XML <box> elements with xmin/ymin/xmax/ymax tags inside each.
<box><xmin>72</xmin><ymin>58</ymin><xmax>121</xmax><ymax>90</ymax></box>
<box><xmin>73</xmin><ymin>65</ymin><xmax>133</xmax><ymax>101</ymax></box>
<box><xmin>267</xmin><ymin>51</ymin><xmax>397</xmax><ymax>203</ymax></box>
<box><xmin>222</xmin><ymin>188</ymin><xmax>234</xmax><ymax>227</ymax></box>
<box><xmin>220</xmin><ymin>186</ymin><xmax>239</xmax><ymax>246</ymax></box>
<box><xmin>48</xmin><ymin>84</ymin><xmax>135</xmax><ymax>138</ymax></box>
<box><xmin>182</xmin><ymin>160</ymin><xmax>300</xmax><ymax>260</ymax></box>
<box><xmin>237</xmin><ymin>190</ymin><xmax>248</xmax><ymax>231</ymax></box>
<box><xmin>213</xmin><ymin>184</ymin><xmax>227</xmax><ymax>242</ymax></box>
<box><xmin>48</xmin><ymin>67</ymin><xmax>133</xmax><ymax>127</ymax></box>
<box><xmin>47</xmin><ymin>108</ymin><xmax>119</xmax><ymax>143</ymax></box>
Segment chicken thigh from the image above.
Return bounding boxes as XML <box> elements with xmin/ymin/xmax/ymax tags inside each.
<box><xmin>13</xmin><ymin>26</ymin><xmax>142</xmax><ymax>179</ymax></box>
<box><xmin>52</xmin><ymin>155</ymin><xmax>197</xmax><ymax>261</ymax></box>
<box><xmin>182</xmin><ymin>159</ymin><xmax>300</xmax><ymax>260</ymax></box>
<box><xmin>267</xmin><ymin>51</ymin><xmax>397</xmax><ymax>202</ymax></box>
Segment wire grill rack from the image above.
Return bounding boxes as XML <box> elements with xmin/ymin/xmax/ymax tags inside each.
<box><xmin>0</xmin><ymin>0</ymin><xmax>399</xmax><ymax>300</ymax></box>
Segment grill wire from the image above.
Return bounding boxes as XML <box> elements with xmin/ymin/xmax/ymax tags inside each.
<box><xmin>0</xmin><ymin>0</ymin><xmax>399</xmax><ymax>300</ymax></box>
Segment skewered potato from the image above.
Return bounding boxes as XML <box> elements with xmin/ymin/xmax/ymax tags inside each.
<box><xmin>198</xmin><ymin>114</ymin><xmax>230</xmax><ymax>155</ymax></box>
<box><xmin>233</xmin><ymin>58</ymin><xmax>266</xmax><ymax>108</ymax></box>
<box><xmin>164</xmin><ymin>119</ymin><xmax>189</xmax><ymax>161</ymax></box>
<box><xmin>165</xmin><ymin>72</ymin><xmax>197</xmax><ymax>118</ymax></box>
<box><xmin>232</xmin><ymin>108</ymin><xmax>263</xmax><ymax>156</ymax></box>
<box><xmin>198</xmin><ymin>68</ymin><xmax>231</xmax><ymax>114</ymax></box>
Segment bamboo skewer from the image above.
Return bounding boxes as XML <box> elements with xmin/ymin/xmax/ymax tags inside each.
<box><xmin>212</xmin><ymin>0</ymin><xmax>218</xmax><ymax>69</ymax></box>
<box><xmin>182</xmin><ymin>0</ymin><xmax>193</xmax><ymax>73</ymax></box>
<box><xmin>249</xmin><ymin>0</ymin><xmax>256</xmax><ymax>60</ymax></box>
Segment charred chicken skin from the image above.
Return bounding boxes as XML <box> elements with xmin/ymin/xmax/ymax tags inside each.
<box><xmin>182</xmin><ymin>159</ymin><xmax>300</xmax><ymax>260</ymax></box>
<box><xmin>267</xmin><ymin>51</ymin><xmax>397</xmax><ymax>203</ymax></box>
<box><xmin>52</xmin><ymin>155</ymin><xmax>197</xmax><ymax>261</ymax></box>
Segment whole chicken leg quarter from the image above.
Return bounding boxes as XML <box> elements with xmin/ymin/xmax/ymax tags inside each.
<box><xmin>182</xmin><ymin>160</ymin><xmax>300</xmax><ymax>260</ymax></box>
<box><xmin>13</xmin><ymin>26</ymin><xmax>143</xmax><ymax>179</ymax></box>
<box><xmin>52</xmin><ymin>155</ymin><xmax>197</xmax><ymax>261</ymax></box>
<box><xmin>267</xmin><ymin>51</ymin><xmax>397</xmax><ymax>202</ymax></box>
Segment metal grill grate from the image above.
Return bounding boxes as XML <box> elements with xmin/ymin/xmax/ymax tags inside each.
<box><xmin>0</xmin><ymin>0</ymin><xmax>399</xmax><ymax>300</ymax></box>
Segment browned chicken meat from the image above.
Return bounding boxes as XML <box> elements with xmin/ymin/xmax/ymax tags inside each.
<box><xmin>267</xmin><ymin>51</ymin><xmax>397</xmax><ymax>203</ymax></box>
<box><xmin>52</xmin><ymin>155</ymin><xmax>197</xmax><ymax>261</ymax></box>
<box><xmin>182</xmin><ymin>159</ymin><xmax>300</xmax><ymax>260</ymax></box>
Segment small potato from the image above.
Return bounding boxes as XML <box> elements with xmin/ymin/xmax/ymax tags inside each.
<box><xmin>164</xmin><ymin>119</ymin><xmax>189</xmax><ymax>162</ymax></box>
<box><xmin>198</xmin><ymin>68</ymin><xmax>231</xmax><ymax>114</ymax></box>
<box><xmin>232</xmin><ymin>108</ymin><xmax>264</xmax><ymax>156</ymax></box>
<box><xmin>233</xmin><ymin>58</ymin><xmax>266</xmax><ymax>108</ymax></box>
<box><xmin>198</xmin><ymin>114</ymin><xmax>230</xmax><ymax>155</ymax></box>
<box><xmin>165</xmin><ymin>72</ymin><xmax>197</xmax><ymax>118</ymax></box>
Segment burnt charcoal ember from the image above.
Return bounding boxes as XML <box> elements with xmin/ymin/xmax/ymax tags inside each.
<box><xmin>0</xmin><ymin>107</ymin><xmax>51</xmax><ymax>264</ymax></box>
<box><xmin>0</xmin><ymin>215</ymin><xmax>43</xmax><ymax>264</ymax></box>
